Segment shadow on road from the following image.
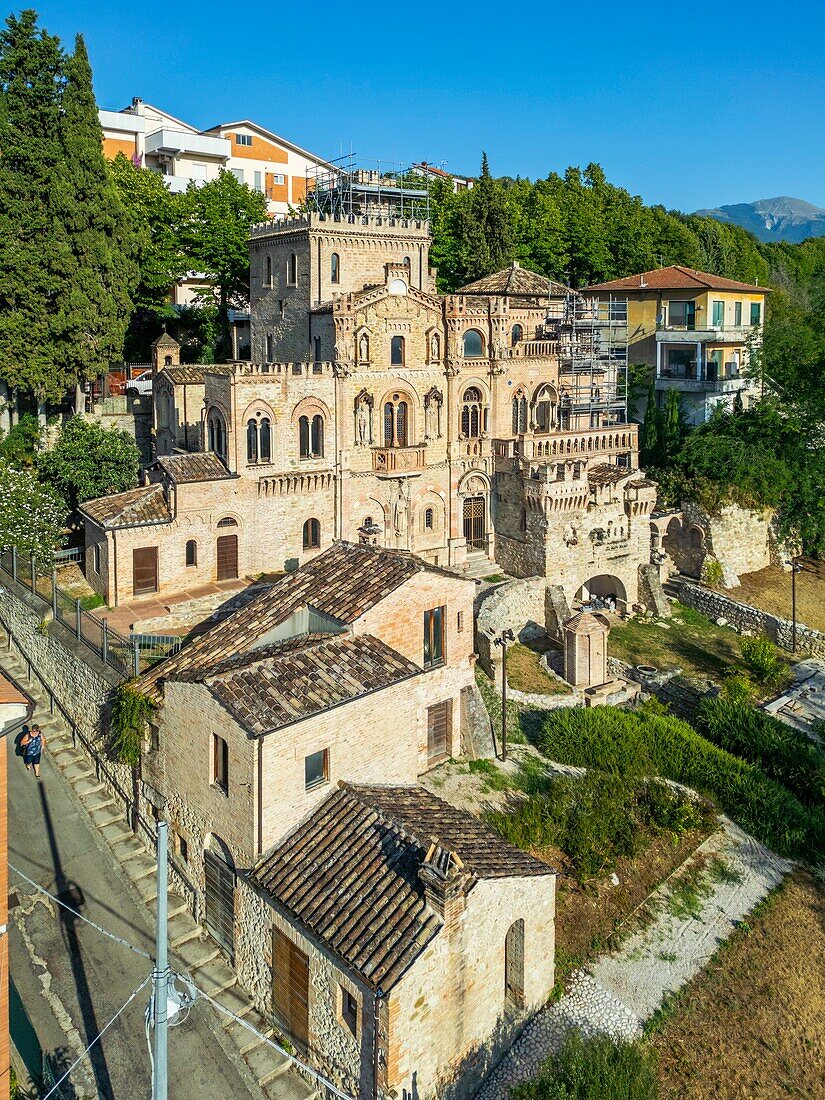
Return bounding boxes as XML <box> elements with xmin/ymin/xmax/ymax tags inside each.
<box><xmin>38</xmin><ymin>782</ymin><xmax>116</xmax><ymax>1099</ymax></box>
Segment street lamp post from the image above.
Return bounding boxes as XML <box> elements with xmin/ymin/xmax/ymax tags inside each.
<box><xmin>791</xmin><ymin>556</ymin><xmax>804</xmax><ymax>654</ymax></box>
<box><xmin>494</xmin><ymin>629</ymin><xmax>515</xmax><ymax>762</ymax></box>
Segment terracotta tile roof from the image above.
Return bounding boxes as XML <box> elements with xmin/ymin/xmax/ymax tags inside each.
<box><xmin>0</xmin><ymin>674</ymin><xmax>29</xmax><ymax>706</ymax></box>
<box><xmin>153</xmin><ymin>452</ymin><xmax>233</xmax><ymax>483</ymax></box>
<box><xmin>193</xmin><ymin>634</ymin><xmax>420</xmax><ymax>734</ymax></box>
<box><xmin>80</xmin><ymin>484</ymin><xmax>171</xmax><ymax>529</ymax></box>
<box><xmin>458</xmin><ymin>264</ymin><xmax>571</xmax><ymax>298</ymax></box>
<box><xmin>250</xmin><ymin>783</ymin><xmax>553</xmax><ymax>990</ymax></box>
<box><xmin>160</xmin><ymin>364</ymin><xmax>234</xmax><ymax>385</ymax></box>
<box><xmin>588</xmin><ymin>463</ymin><xmax>631</xmax><ymax>487</ymax></box>
<box><xmin>583</xmin><ymin>265</ymin><xmax>769</xmax><ymax>294</ymax></box>
<box><xmin>564</xmin><ymin>611</ymin><xmax>609</xmax><ymax>636</ymax></box>
<box><xmin>139</xmin><ymin>541</ymin><xmax>469</xmax><ymax>697</ymax></box>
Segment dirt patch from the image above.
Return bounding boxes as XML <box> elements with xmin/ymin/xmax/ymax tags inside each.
<box><xmin>649</xmin><ymin>871</ymin><xmax>825</xmax><ymax>1100</ymax></box>
<box><xmin>507</xmin><ymin>642</ymin><xmax>571</xmax><ymax>696</ymax></box>
<box><xmin>551</xmin><ymin>826</ymin><xmax>712</xmax><ymax>985</ymax></box>
<box><xmin>735</xmin><ymin>560</ymin><xmax>825</xmax><ymax>634</ymax></box>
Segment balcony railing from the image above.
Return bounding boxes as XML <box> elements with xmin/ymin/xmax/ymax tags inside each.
<box><xmin>506</xmin><ymin>339</ymin><xmax>558</xmax><ymax>359</ymax></box>
<box><xmin>372</xmin><ymin>443</ymin><xmax>427</xmax><ymax>475</ymax></box>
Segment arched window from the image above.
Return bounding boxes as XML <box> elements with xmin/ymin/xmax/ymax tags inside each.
<box><xmin>246</xmin><ymin>419</ymin><xmax>258</xmax><ymax>463</ymax></box>
<box><xmin>185</xmin><ymin>540</ymin><xmax>197</xmax><ymax>567</ymax></box>
<box><xmin>259</xmin><ymin>418</ymin><xmax>271</xmax><ymax>462</ymax></box>
<box><xmin>303</xmin><ymin>518</ymin><xmax>320</xmax><ymax>549</ymax></box>
<box><xmin>313</xmin><ymin>336</ymin><xmax>321</xmax><ymax>363</ymax></box>
<box><xmin>208</xmin><ymin>411</ymin><xmax>226</xmax><ymax>458</ymax></box>
<box><xmin>265</xmin><ymin>256</ymin><xmax>272</xmax><ymax>286</ymax></box>
<box><xmin>265</xmin><ymin>334</ymin><xmax>273</xmax><ymax>362</ymax></box>
<box><xmin>511</xmin><ymin>324</ymin><xmax>523</xmax><ymax>346</ymax></box>
<box><xmin>461</xmin><ymin>386</ymin><xmax>483</xmax><ymax>438</ymax></box>
<box><xmin>164</xmin><ymin>354</ymin><xmax>173</xmax><ymax>366</ymax></box>
<box><xmin>311</xmin><ymin>414</ymin><xmax>324</xmax><ymax>457</ymax></box>
<box><xmin>390</xmin><ymin>335</ymin><xmax>405</xmax><ymax>367</ymax></box>
<box><xmin>384</xmin><ymin>395</ymin><xmax>410</xmax><ymax>448</ymax></box>
<box><xmin>424</xmin><ymin>508</ymin><xmax>434</xmax><ymax>530</ymax></box>
<box><xmin>363</xmin><ymin>515</ymin><xmax>374</xmax><ymax>530</ymax></box>
<box><xmin>299</xmin><ymin>414</ymin><xmax>324</xmax><ymax>458</ymax></box>
<box><xmin>403</xmin><ymin>255</ymin><xmax>411</xmax><ymax>268</ymax></box>
<box><xmin>330</xmin><ymin>253</ymin><xmax>340</xmax><ymax>284</ymax></box>
<box><xmin>463</xmin><ymin>329</ymin><xmax>484</xmax><ymax>358</ymax></box>
<box><xmin>534</xmin><ymin>385</ymin><xmax>558</xmax><ymax>433</ymax></box>
<box><xmin>287</xmin><ymin>251</ymin><xmax>297</xmax><ymax>285</ymax></box>
<box><xmin>512</xmin><ymin>395</ymin><xmax>527</xmax><ymax>435</ymax></box>
<box><xmin>216</xmin><ymin>516</ymin><xmax>237</xmax><ymax>528</ymax></box>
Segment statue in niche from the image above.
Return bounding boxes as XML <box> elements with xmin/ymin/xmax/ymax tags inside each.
<box><xmin>424</xmin><ymin>387</ymin><xmax>443</xmax><ymax>440</ymax></box>
<box><xmin>394</xmin><ymin>481</ymin><xmax>408</xmax><ymax>536</ymax></box>
<box><xmin>359</xmin><ymin>333</ymin><xmax>370</xmax><ymax>362</ymax></box>
<box><xmin>355</xmin><ymin>391</ymin><xmax>373</xmax><ymax>446</ymax></box>
<box><xmin>430</xmin><ymin>333</ymin><xmax>440</xmax><ymax>362</ymax></box>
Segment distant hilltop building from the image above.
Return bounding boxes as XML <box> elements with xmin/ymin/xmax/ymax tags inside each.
<box><xmin>585</xmin><ymin>266</ymin><xmax>768</xmax><ymax>426</ymax></box>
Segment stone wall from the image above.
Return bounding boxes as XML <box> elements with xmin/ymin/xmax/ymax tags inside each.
<box><xmin>663</xmin><ymin>502</ymin><xmax>787</xmax><ymax>587</ymax></box>
<box><xmin>0</xmin><ymin>577</ymin><xmax>134</xmax><ymax>816</ymax></box>
<box><xmin>675</xmin><ymin>579</ymin><xmax>825</xmax><ymax>657</ymax></box>
<box><xmin>475</xmin><ymin>578</ymin><xmax>548</xmax><ymax>679</ymax></box>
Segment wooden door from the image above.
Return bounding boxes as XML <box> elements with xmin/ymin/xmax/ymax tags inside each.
<box><xmin>427</xmin><ymin>700</ymin><xmax>451</xmax><ymax>764</ymax></box>
<box><xmin>505</xmin><ymin>919</ymin><xmax>525</xmax><ymax>1008</ymax></box>
<box><xmin>272</xmin><ymin>928</ymin><xmax>309</xmax><ymax>1047</ymax></box>
<box><xmin>204</xmin><ymin>848</ymin><xmax>235</xmax><ymax>959</ymax></box>
<box><xmin>463</xmin><ymin>495</ymin><xmax>485</xmax><ymax>551</ymax></box>
<box><xmin>132</xmin><ymin>546</ymin><xmax>158</xmax><ymax>596</ymax></box>
<box><xmin>216</xmin><ymin>534</ymin><xmax>238</xmax><ymax>581</ymax></box>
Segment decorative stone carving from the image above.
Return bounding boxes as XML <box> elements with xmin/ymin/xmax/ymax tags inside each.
<box><xmin>424</xmin><ymin>387</ymin><xmax>443</xmax><ymax>440</ymax></box>
<box><xmin>354</xmin><ymin>389</ymin><xmax>374</xmax><ymax>445</ymax></box>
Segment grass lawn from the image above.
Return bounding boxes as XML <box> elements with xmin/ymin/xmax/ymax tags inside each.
<box><xmin>609</xmin><ymin>601</ymin><xmax>763</xmax><ymax>685</ymax></box>
<box><xmin>648</xmin><ymin>871</ymin><xmax>825</xmax><ymax>1100</ymax></box>
<box><xmin>507</xmin><ymin>642</ymin><xmax>571</xmax><ymax>696</ymax></box>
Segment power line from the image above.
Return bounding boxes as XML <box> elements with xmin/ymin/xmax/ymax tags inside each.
<box><xmin>195</xmin><ymin>986</ymin><xmax>355</xmax><ymax>1100</ymax></box>
<box><xmin>9</xmin><ymin>863</ymin><xmax>153</xmax><ymax>961</ymax></box>
<box><xmin>42</xmin><ymin>975</ymin><xmax>152</xmax><ymax>1100</ymax></box>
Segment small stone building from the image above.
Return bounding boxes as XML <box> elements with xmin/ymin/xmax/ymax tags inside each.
<box><xmin>244</xmin><ymin>783</ymin><xmax>556</xmax><ymax>1100</ymax></box>
<box><xmin>563</xmin><ymin>611</ymin><xmax>609</xmax><ymax>688</ymax></box>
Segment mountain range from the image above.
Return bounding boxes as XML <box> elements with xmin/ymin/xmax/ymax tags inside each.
<box><xmin>693</xmin><ymin>196</ymin><xmax>825</xmax><ymax>243</ymax></box>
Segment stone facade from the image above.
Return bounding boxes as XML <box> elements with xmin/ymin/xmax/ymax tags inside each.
<box><xmin>83</xmin><ymin>216</ymin><xmax>662</xmax><ymax>615</ymax></box>
<box><xmin>657</xmin><ymin>501</ymin><xmax>786</xmax><ymax>587</ymax></box>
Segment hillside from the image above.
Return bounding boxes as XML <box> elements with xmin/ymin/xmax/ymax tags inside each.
<box><xmin>694</xmin><ymin>197</ymin><xmax>825</xmax><ymax>244</ymax></box>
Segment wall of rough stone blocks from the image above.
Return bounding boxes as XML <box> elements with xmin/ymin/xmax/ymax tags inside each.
<box><xmin>475</xmin><ymin>578</ymin><xmax>548</xmax><ymax>680</ymax></box>
<box><xmin>675</xmin><ymin>580</ymin><xmax>825</xmax><ymax>657</ymax></box>
<box><xmin>390</xmin><ymin>875</ymin><xmax>556</xmax><ymax>1100</ymax></box>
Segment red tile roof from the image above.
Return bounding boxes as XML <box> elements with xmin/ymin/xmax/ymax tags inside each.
<box><xmin>583</xmin><ymin>266</ymin><xmax>769</xmax><ymax>294</ymax></box>
<box><xmin>79</xmin><ymin>484</ymin><xmax>172</xmax><ymax>529</ymax></box>
<box><xmin>0</xmin><ymin>674</ymin><xmax>28</xmax><ymax>706</ymax></box>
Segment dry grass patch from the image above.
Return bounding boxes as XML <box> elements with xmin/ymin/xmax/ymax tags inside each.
<box><xmin>507</xmin><ymin>642</ymin><xmax>571</xmax><ymax>696</ymax></box>
<box><xmin>735</xmin><ymin>560</ymin><xmax>825</xmax><ymax>633</ymax></box>
<box><xmin>649</xmin><ymin>871</ymin><xmax>825</xmax><ymax>1100</ymax></box>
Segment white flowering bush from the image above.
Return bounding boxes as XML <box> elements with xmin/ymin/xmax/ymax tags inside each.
<box><xmin>0</xmin><ymin>459</ymin><xmax>66</xmax><ymax>566</ymax></box>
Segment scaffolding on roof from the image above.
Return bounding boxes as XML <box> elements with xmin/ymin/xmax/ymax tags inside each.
<box><xmin>547</xmin><ymin>294</ymin><xmax>629</xmax><ymax>427</ymax></box>
<box><xmin>305</xmin><ymin>153</ymin><xmax>431</xmax><ymax>221</ymax></box>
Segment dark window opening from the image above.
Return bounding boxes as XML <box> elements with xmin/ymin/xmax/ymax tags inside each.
<box><xmin>463</xmin><ymin>329</ymin><xmax>483</xmax><ymax>357</ymax></box>
<box><xmin>303</xmin><ymin>518</ymin><xmax>320</xmax><ymax>549</ymax></box>
<box><xmin>390</xmin><ymin>335</ymin><xmax>405</xmax><ymax>366</ymax></box>
<box><xmin>331</xmin><ymin>253</ymin><xmax>340</xmax><ymax>284</ymax></box>
<box><xmin>185</xmin><ymin>539</ymin><xmax>197</xmax><ymax>567</ymax></box>
<box><xmin>424</xmin><ymin>605</ymin><xmax>445</xmax><ymax>668</ymax></box>
<box><xmin>340</xmin><ymin>988</ymin><xmax>358</xmax><ymax>1036</ymax></box>
<box><xmin>304</xmin><ymin>748</ymin><xmax>329</xmax><ymax>790</ymax></box>
<box><xmin>212</xmin><ymin>733</ymin><xmax>229</xmax><ymax>793</ymax></box>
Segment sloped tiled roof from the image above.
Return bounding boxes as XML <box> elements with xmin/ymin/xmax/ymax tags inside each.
<box><xmin>160</xmin><ymin>364</ymin><xmax>234</xmax><ymax>385</ymax></box>
<box><xmin>140</xmin><ymin>541</ymin><xmax>469</xmax><ymax>697</ymax></box>
<box><xmin>80</xmin><ymin>484</ymin><xmax>171</xmax><ymax>529</ymax></box>
<box><xmin>458</xmin><ymin>264</ymin><xmax>571</xmax><ymax>298</ymax></box>
<box><xmin>250</xmin><ymin>783</ymin><xmax>553</xmax><ymax>990</ymax></box>
<box><xmin>152</xmin><ymin>332</ymin><xmax>180</xmax><ymax>349</ymax></box>
<box><xmin>564</xmin><ymin>611</ymin><xmax>609</xmax><ymax>636</ymax></box>
<box><xmin>0</xmin><ymin>673</ymin><xmax>29</xmax><ymax>707</ymax></box>
<box><xmin>584</xmin><ymin>265</ymin><xmax>769</xmax><ymax>294</ymax></box>
<box><xmin>153</xmin><ymin>452</ymin><xmax>233</xmax><ymax>484</ymax></box>
<box><xmin>193</xmin><ymin>633</ymin><xmax>420</xmax><ymax>734</ymax></box>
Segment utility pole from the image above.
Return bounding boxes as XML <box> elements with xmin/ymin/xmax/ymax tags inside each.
<box><xmin>494</xmin><ymin>629</ymin><xmax>515</xmax><ymax>762</ymax></box>
<box><xmin>153</xmin><ymin>821</ymin><xmax>169</xmax><ymax>1100</ymax></box>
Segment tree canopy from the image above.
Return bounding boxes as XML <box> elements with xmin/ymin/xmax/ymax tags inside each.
<box><xmin>37</xmin><ymin>415</ymin><xmax>140</xmax><ymax>513</ymax></box>
<box><xmin>0</xmin><ymin>458</ymin><xmax>66</xmax><ymax>564</ymax></box>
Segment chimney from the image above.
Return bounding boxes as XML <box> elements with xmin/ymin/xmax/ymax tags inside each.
<box><xmin>418</xmin><ymin>840</ymin><xmax>468</xmax><ymax>930</ymax></box>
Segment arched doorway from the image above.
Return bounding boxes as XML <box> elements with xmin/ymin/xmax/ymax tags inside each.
<box><xmin>463</xmin><ymin>495</ymin><xmax>485</xmax><ymax>551</ymax></box>
<box><xmin>575</xmin><ymin>574</ymin><xmax>628</xmax><ymax>610</ymax></box>
<box><xmin>204</xmin><ymin>836</ymin><xmax>235</xmax><ymax>959</ymax></box>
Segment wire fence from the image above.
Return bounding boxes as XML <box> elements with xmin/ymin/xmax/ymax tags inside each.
<box><xmin>0</xmin><ymin>547</ymin><xmax>181</xmax><ymax>677</ymax></box>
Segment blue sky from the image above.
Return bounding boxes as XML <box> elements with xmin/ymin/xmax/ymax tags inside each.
<box><xmin>34</xmin><ymin>0</ymin><xmax>825</xmax><ymax>212</ymax></box>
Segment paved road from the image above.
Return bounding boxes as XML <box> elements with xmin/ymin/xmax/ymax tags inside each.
<box><xmin>7</xmin><ymin>694</ymin><xmax>259</xmax><ymax>1100</ymax></box>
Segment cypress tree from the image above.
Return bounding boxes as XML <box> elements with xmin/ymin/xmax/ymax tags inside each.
<box><xmin>55</xmin><ymin>35</ymin><xmax>136</xmax><ymax>404</ymax></box>
<box><xmin>471</xmin><ymin>152</ymin><xmax>513</xmax><ymax>275</ymax></box>
<box><xmin>0</xmin><ymin>10</ymin><xmax>69</xmax><ymax>406</ymax></box>
<box><xmin>641</xmin><ymin>381</ymin><xmax>660</xmax><ymax>467</ymax></box>
<box><xmin>662</xmin><ymin>389</ymin><xmax>682</xmax><ymax>461</ymax></box>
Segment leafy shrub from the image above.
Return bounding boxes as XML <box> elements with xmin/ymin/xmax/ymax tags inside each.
<box><xmin>695</xmin><ymin>697</ymin><xmax>825</xmax><ymax>809</ymax></box>
<box><xmin>540</xmin><ymin>706</ymin><xmax>825</xmax><ymax>861</ymax></box>
<box><xmin>720</xmin><ymin>672</ymin><xmax>756</xmax><ymax>703</ymax></box>
<box><xmin>740</xmin><ymin>636</ymin><xmax>783</xmax><ymax>685</ymax></box>
<box><xmin>486</xmin><ymin>770</ymin><xmax>705</xmax><ymax>882</ymax></box>
<box><xmin>703</xmin><ymin>558</ymin><xmax>724</xmax><ymax>587</ymax></box>
<box><xmin>511</xmin><ymin>1031</ymin><xmax>659</xmax><ymax>1100</ymax></box>
<box><xmin>109</xmin><ymin>682</ymin><xmax>156</xmax><ymax>766</ymax></box>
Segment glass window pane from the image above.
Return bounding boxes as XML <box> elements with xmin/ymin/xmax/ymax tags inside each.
<box><xmin>305</xmin><ymin>749</ymin><xmax>328</xmax><ymax>789</ymax></box>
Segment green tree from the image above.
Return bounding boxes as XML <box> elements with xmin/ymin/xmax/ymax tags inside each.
<box><xmin>0</xmin><ymin>413</ymin><xmax>42</xmax><ymax>467</ymax></box>
<box><xmin>641</xmin><ymin>382</ymin><xmax>660</xmax><ymax>468</ymax></box>
<box><xmin>0</xmin><ymin>10</ymin><xmax>70</xmax><ymax>405</ymax></box>
<box><xmin>180</xmin><ymin>171</ymin><xmax>267</xmax><ymax>359</ymax></box>
<box><xmin>0</xmin><ymin>459</ymin><xmax>66</xmax><ymax>563</ymax></box>
<box><xmin>661</xmin><ymin>389</ymin><xmax>683</xmax><ymax>462</ymax></box>
<box><xmin>54</xmin><ymin>35</ymin><xmax>136</xmax><ymax>404</ymax></box>
<box><xmin>37</xmin><ymin>416</ymin><xmax>140</xmax><ymax>512</ymax></box>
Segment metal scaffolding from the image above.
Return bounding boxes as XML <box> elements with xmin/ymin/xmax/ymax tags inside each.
<box><xmin>305</xmin><ymin>154</ymin><xmax>431</xmax><ymax>220</ymax></box>
<box><xmin>547</xmin><ymin>294</ymin><xmax>629</xmax><ymax>428</ymax></box>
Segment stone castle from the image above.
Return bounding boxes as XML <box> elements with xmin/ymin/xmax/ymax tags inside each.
<box><xmin>82</xmin><ymin>211</ymin><xmax>660</xmax><ymax>612</ymax></box>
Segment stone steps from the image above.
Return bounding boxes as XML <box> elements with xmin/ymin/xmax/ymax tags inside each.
<box><xmin>0</xmin><ymin>642</ymin><xmax>317</xmax><ymax>1100</ymax></box>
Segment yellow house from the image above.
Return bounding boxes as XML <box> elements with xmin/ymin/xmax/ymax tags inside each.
<box><xmin>585</xmin><ymin>266</ymin><xmax>769</xmax><ymax>425</ymax></box>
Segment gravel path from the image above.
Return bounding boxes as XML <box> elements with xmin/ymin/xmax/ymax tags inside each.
<box><xmin>475</xmin><ymin>819</ymin><xmax>792</xmax><ymax>1100</ymax></box>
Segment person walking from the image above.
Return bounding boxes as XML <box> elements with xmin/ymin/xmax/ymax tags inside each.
<box><xmin>20</xmin><ymin>723</ymin><xmax>45</xmax><ymax>779</ymax></box>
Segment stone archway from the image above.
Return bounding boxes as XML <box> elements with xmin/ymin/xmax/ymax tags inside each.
<box><xmin>575</xmin><ymin>574</ymin><xmax>628</xmax><ymax>610</ymax></box>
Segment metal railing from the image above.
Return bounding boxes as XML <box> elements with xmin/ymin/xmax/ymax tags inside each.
<box><xmin>0</xmin><ymin>547</ymin><xmax>173</xmax><ymax>677</ymax></box>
